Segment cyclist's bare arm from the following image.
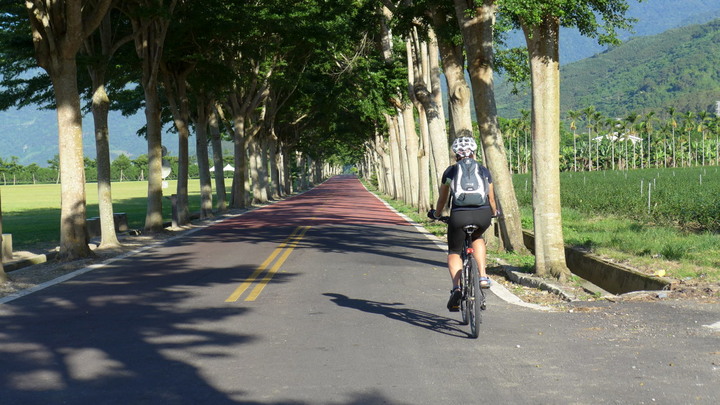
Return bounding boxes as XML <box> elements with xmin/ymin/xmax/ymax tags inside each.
<box><xmin>488</xmin><ymin>183</ymin><xmax>498</xmax><ymax>214</ymax></box>
<box><xmin>434</xmin><ymin>183</ymin><xmax>450</xmax><ymax>216</ymax></box>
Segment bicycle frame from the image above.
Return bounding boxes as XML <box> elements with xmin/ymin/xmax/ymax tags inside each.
<box><xmin>439</xmin><ymin>215</ymin><xmax>485</xmax><ymax>338</ymax></box>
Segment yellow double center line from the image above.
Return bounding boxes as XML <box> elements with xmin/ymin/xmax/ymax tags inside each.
<box><xmin>225</xmin><ymin>225</ymin><xmax>310</xmax><ymax>302</ymax></box>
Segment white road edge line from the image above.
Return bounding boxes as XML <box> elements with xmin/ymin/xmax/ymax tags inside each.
<box><xmin>702</xmin><ymin>321</ymin><xmax>720</xmax><ymax>330</ymax></box>
<box><xmin>0</xmin><ymin>212</ymin><xmax>242</xmax><ymax>305</ymax></box>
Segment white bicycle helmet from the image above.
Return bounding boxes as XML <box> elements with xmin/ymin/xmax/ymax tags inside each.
<box><xmin>451</xmin><ymin>136</ymin><xmax>477</xmax><ymax>158</ymax></box>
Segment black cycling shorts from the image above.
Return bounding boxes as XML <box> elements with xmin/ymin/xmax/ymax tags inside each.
<box><xmin>447</xmin><ymin>208</ymin><xmax>492</xmax><ymax>255</ymax></box>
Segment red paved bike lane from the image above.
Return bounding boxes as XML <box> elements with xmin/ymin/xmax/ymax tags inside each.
<box><xmin>211</xmin><ymin>174</ymin><xmax>410</xmax><ymax>230</ymax></box>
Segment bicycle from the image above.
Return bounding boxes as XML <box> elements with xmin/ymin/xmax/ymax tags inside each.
<box><xmin>438</xmin><ymin>216</ymin><xmax>486</xmax><ymax>338</ymax></box>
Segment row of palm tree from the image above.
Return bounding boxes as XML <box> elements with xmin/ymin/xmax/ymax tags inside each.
<box><xmin>500</xmin><ymin>106</ymin><xmax>720</xmax><ymax>173</ymax></box>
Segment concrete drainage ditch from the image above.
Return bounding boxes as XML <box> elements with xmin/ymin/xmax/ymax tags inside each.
<box><xmin>519</xmin><ymin>231</ymin><xmax>672</xmax><ymax>296</ymax></box>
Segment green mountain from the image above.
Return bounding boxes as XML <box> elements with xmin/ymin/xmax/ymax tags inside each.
<box><xmin>557</xmin><ymin>0</ymin><xmax>720</xmax><ymax>64</ymax></box>
<box><xmin>497</xmin><ymin>18</ymin><xmax>720</xmax><ymax>119</ymax></box>
<box><xmin>0</xmin><ymin>108</ymin><xmax>184</xmax><ymax>167</ymax></box>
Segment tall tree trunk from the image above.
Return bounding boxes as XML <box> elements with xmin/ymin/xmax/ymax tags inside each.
<box><xmin>53</xmin><ymin>60</ymin><xmax>92</xmax><ymax>259</ymax></box>
<box><xmin>523</xmin><ymin>17</ymin><xmax>571</xmax><ymax>281</ymax></box>
<box><xmin>258</xmin><ymin>136</ymin><xmax>270</xmax><ymax>203</ymax></box>
<box><xmin>89</xmin><ymin>72</ymin><xmax>120</xmax><ymax>248</ymax></box>
<box><xmin>264</xmin><ymin>92</ymin><xmax>281</xmax><ymax>200</ymax></box>
<box><xmin>142</xmin><ymin>79</ymin><xmax>164</xmax><ymax>232</ymax></box>
<box><xmin>248</xmin><ymin>135</ymin><xmax>261</xmax><ymax>204</ymax></box>
<box><xmin>209</xmin><ymin>104</ymin><xmax>227</xmax><ymax>212</ymax></box>
<box><xmin>129</xmin><ymin>2</ymin><xmax>177</xmax><ymax>233</ymax></box>
<box><xmin>378</xmin><ymin>4</ymin><xmax>408</xmax><ymax>203</ymax></box>
<box><xmin>313</xmin><ymin>160</ymin><xmax>322</xmax><ymax>184</ymax></box>
<box><xmin>431</xmin><ymin>8</ymin><xmax>473</xmax><ymax>140</ymax></box>
<box><xmin>281</xmin><ymin>142</ymin><xmax>293</xmax><ymax>195</ymax></box>
<box><xmin>395</xmin><ymin>105</ymin><xmax>411</xmax><ymax>204</ymax></box>
<box><xmin>424</xmin><ymin>29</ymin><xmax>451</xmax><ymax>186</ymax></box>
<box><xmin>386</xmin><ymin>114</ymin><xmax>403</xmax><ymax>200</ymax></box>
<box><xmin>452</xmin><ymin>0</ymin><xmax>528</xmax><ymax>254</ymax></box>
<box><xmin>410</xmin><ymin>31</ymin><xmax>449</xmax><ymax>196</ymax></box>
<box><xmin>403</xmin><ymin>103</ymin><xmax>424</xmax><ymax>209</ymax></box>
<box><xmin>405</xmin><ymin>38</ymin><xmax>429</xmax><ymax>211</ymax></box>
<box><xmin>228</xmin><ymin>94</ymin><xmax>248</xmax><ymax>209</ymax></box>
<box><xmin>26</xmin><ymin>0</ymin><xmax>111</xmax><ymax>259</ymax></box>
<box><xmin>269</xmin><ymin>136</ymin><xmax>281</xmax><ymax>199</ymax></box>
<box><xmin>161</xmin><ymin>63</ymin><xmax>193</xmax><ymax>226</ymax></box>
<box><xmin>374</xmin><ymin>132</ymin><xmax>393</xmax><ymax>196</ymax></box>
<box><xmin>84</xmin><ymin>10</ymin><xmax>130</xmax><ymax>250</ymax></box>
<box><xmin>194</xmin><ymin>96</ymin><xmax>213</xmax><ymax>219</ymax></box>
<box><xmin>296</xmin><ymin>153</ymin><xmax>307</xmax><ymax>190</ymax></box>
<box><xmin>414</xmin><ymin>101</ymin><xmax>432</xmax><ymax>212</ymax></box>
<box><xmin>162</xmin><ymin>68</ymin><xmax>192</xmax><ymax>226</ymax></box>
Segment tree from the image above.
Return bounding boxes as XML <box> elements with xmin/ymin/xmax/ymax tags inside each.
<box><xmin>665</xmin><ymin>107</ymin><xmax>678</xmax><ymax>167</ymax></box>
<box><xmin>426</xmin><ymin>2</ymin><xmax>474</xmax><ymax>143</ymax></box>
<box><xmin>83</xmin><ymin>6</ymin><xmax>135</xmax><ymax>248</ymax></box>
<box><xmin>697</xmin><ymin>110</ymin><xmax>709</xmax><ymax>167</ymax></box>
<box><xmin>191</xmin><ymin>92</ymin><xmax>215</xmax><ymax>219</ymax></box>
<box><xmin>122</xmin><ymin>0</ymin><xmax>177</xmax><ymax>233</ymax></box>
<box><xmin>566</xmin><ymin>110</ymin><xmax>581</xmax><ymax>172</ymax></box>
<box><xmin>639</xmin><ymin>111</ymin><xmax>655</xmax><ymax>168</ymax></box>
<box><xmin>408</xmin><ymin>27</ymin><xmax>449</xmax><ymax>206</ymax></box>
<box><xmin>159</xmin><ymin>0</ymin><xmax>231</xmax><ymax>223</ymax></box>
<box><xmin>25</xmin><ymin>0</ymin><xmax>112</xmax><ymax>260</ymax></box>
<box><xmin>0</xmin><ymin>2</ymin><xmax>55</xmax><ymax>112</ymax></box>
<box><xmin>160</xmin><ymin>59</ymin><xmax>193</xmax><ymax>225</ymax></box>
<box><xmin>110</xmin><ymin>154</ymin><xmax>134</xmax><ymax>180</ymax></box>
<box><xmin>208</xmin><ymin>105</ymin><xmax>227</xmax><ymax>212</ymax></box>
<box><xmin>500</xmin><ymin>0</ymin><xmax>637</xmax><ymax>280</ymax></box>
<box><xmin>681</xmin><ymin>111</ymin><xmax>695</xmax><ymax>167</ymax></box>
<box><xmin>451</xmin><ymin>0</ymin><xmax>528</xmax><ymax>254</ymax></box>
<box><xmin>519</xmin><ymin>9</ymin><xmax>570</xmax><ymax>280</ymax></box>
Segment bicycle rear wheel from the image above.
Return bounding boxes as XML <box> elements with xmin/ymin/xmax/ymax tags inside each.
<box><xmin>459</xmin><ymin>281</ymin><xmax>469</xmax><ymax>325</ymax></box>
<box><xmin>467</xmin><ymin>258</ymin><xmax>482</xmax><ymax>338</ymax></box>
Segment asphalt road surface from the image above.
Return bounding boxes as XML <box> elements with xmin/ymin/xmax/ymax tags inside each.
<box><xmin>1</xmin><ymin>175</ymin><xmax>719</xmax><ymax>404</ymax></box>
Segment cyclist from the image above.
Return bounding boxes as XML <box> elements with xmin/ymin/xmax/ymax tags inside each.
<box><xmin>427</xmin><ymin>136</ymin><xmax>498</xmax><ymax>312</ymax></box>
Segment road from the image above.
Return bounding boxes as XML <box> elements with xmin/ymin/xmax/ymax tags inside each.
<box><xmin>1</xmin><ymin>175</ymin><xmax>719</xmax><ymax>404</ymax></box>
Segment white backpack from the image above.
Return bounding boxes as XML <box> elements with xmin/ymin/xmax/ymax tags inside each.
<box><xmin>451</xmin><ymin>158</ymin><xmax>488</xmax><ymax>207</ymax></box>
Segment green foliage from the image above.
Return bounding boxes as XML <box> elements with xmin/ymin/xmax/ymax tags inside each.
<box><xmin>513</xmin><ymin>167</ymin><xmax>720</xmax><ymax>232</ymax></box>
<box><xmin>270</xmin><ymin>0</ymin><xmax>406</xmax><ymax>163</ymax></box>
<box><xmin>498</xmin><ymin>0</ymin><xmax>636</xmax><ymax>44</ymax></box>
<box><xmin>0</xmin><ymin>1</ymin><xmax>54</xmax><ymax>110</ymax></box>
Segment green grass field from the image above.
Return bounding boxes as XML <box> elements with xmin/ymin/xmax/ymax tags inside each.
<box><xmin>510</xmin><ymin>166</ymin><xmax>719</xmax><ymax>281</ymax></box>
<box><xmin>513</xmin><ymin>166</ymin><xmax>720</xmax><ymax>232</ymax></box>
<box><xmin>1</xmin><ymin>180</ymin><xmax>227</xmax><ymax>250</ymax></box>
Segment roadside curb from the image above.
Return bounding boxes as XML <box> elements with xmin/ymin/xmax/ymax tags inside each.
<box><xmin>3</xmin><ymin>250</ymin><xmax>58</xmax><ymax>272</ymax></box>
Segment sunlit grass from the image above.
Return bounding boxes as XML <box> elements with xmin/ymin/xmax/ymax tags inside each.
<box><xmin>1</xmin><ymin>179</ymin><xmax>232</xmax><ymax>251</ymax></box>
<box><xmin>521</xmin><ymin>206</ymin><xmax>720</xmax><ymax>283</ymax></box>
